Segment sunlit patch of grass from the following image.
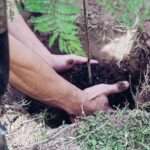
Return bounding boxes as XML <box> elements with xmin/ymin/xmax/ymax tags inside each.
<box><xmin>76</xmin><ymin>109</ymin><xmax>150</xmax><ymax>150</ymax></box>
<box><xmin>97</xmin><ymin>0</ymin><xmax>150</xmax><ymax>28</ymax></box>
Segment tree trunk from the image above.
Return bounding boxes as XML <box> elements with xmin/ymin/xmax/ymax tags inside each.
<box><xmin>0</xmin><ymin>0</ymin><xmax>9</xmax><ymax>97</ymax></box>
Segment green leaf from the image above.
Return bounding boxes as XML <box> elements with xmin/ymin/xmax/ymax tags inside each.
<box><xmin>25</xmin><ymin>0</ymin><xmax>84</xmax><ymax>55</ymax></box>
<box><xmin>49</xmin><ymin>32</ymin><xmax>59</xmax><ymax>47</ymax></box>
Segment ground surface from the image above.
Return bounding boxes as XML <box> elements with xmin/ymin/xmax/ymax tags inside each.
<box><xmin>0</xmin><ymin>86</ymin><xmax>80</xmax><ymax>150</ymax></box>
<box><xmin>0</xmin><ymin>0</ymin><xmax>150</xmax><ymax>150</ymax></box>
<box><xmin>76</xmin><ymin>109</ymin><xmax>150</xmax><ymax>150</ymax></box>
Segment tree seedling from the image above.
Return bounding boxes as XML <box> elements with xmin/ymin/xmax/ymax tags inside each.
<box><xmin>83</xmin><ymin>0</ymin><xmax>93</xmax><ymax>84</ymax></box>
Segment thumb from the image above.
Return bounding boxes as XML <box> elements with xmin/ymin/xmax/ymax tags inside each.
<box><xmin>68</xmin><ymin>55</ymin><xmax>98</xmax><ymax>64</ymax></box>
<box><xmin>102</xmin><ymin>81</ymin><xmax>129</xmax><ymax>95</ymax></box>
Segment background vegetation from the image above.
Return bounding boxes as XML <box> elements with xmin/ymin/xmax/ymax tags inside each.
<box><xmin>23</xmin><ymin>1</ymin><xmax>150</xmax><ymax>150</ymax></box>
<box><xmin>25</xmin><ymin>0</ymin><xmax>150</xmax><ymax>56</ymax></box>
<box><xmin>24</xmin><ymin>0</ymin><xmax>84</xmax><ymax>55</ymax></box>
<box><xmin>76</xmin><ymin>109</ymin><xmax>150</xmax><ymax>150</ymax></box>
<box><xmin>97</xmin><ymin>0</ymin><xmax>150</xmax><ymax>28</ymax></box>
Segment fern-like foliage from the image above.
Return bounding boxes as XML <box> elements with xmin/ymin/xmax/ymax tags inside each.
<box><xmin>97</xmin><ymin>0</ymin><xmax>150</xmax><ymax>28</ymax></box>
<box><xmin>25</xmin><ymin>0</ymin><xmax>84</xmax><ymax>55</ymax></box>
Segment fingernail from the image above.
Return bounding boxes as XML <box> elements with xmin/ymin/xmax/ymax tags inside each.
<box><xmin>117</xmin><ymin>81</ymin><xmax>129</xmax><ymax>91</ymax></box>
<box><xmin>90</xmin><ymin>60</ymin><xmax>98</xmax><ymax>64</ymax></box>
<box><xmin>67</xmin><ymin>59</ymin><xmax>74</xmax><ymax>65</ymax></box>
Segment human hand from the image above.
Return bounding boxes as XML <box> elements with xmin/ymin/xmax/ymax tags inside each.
<box><xmin>82</xmin><ymin>81</ymin><xmax>129</xmax><ymax>115</ymax></box>
<box><xmin>52</xmin><ymin>54</ymin><xmax>97</xmax><ymax>72</ymax></box>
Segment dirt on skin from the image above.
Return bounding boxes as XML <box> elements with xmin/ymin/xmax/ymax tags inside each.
<box><xmin>61</xmin><ymin>63</ymin><xmax>136</xmax><ymax>109</ymax></box>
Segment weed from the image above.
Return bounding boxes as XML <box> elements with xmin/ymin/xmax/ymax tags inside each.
<box><xmin>24</xmin><ymin>0</ymin><xmax>84</xmax><ymax>55</ymax></box>
<box><xmin>76</xmin><ymin>109</ymin><xmax>150</xmax><ymax>150</ymax></box>
<box><xmin>97</xmin><ymin>0</ymin><xmax>150</xmax><ymax>28</ymax></box>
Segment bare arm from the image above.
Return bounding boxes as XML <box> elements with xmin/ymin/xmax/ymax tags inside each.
<box><xmin>8</xmin><ymin>6</ymin><xmax>55</xmax><ymax>67</ymax></box>
<box><xmin>8</xmin><ymin>11</ymin><xmax>92</xmax><ymax>71</ymax></box>
<box><xmin>8</xmin><ymin>2</ymin><xmax>129</xmax><ymax>116</ymax></box>
<box><xmin>9</xmin><ymin>34</ymin><xmax>86</xmax><ymax>115</ymax></box>
<box><xmin>9</xmin><ymin>34</ymin><xmax>129</xmax><ymax>115</ymax></box>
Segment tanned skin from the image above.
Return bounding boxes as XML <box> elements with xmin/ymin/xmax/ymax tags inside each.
<box><xmin>8</xmin><ymin>5</ymin><xmax>129</xmax><ymax>116</ymax></box>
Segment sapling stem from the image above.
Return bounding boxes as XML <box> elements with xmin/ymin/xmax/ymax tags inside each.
<box><xmin>83</xmin><ymin>0</ymin><xmax>93</xmax><ymax>84</ymax></box>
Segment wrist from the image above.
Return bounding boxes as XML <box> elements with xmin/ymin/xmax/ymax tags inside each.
<box><xmin>66</xmin><ymin>90</ymin><xmax>94</xmax><ymax>116</ymax></box>
<box><xmin>44</xmin><ymin>54</ymin><xmax>59</xmax><ymax>70</ymax></box>
<box><xmin>63</xmin><ymin>90</ymin><xmax>87</xmax><ymax>116</ymax></box>
<box><xmin>60</xmin><ymin>89</ymin><xmax>95</xmax><ymax>116</ymax></box>
<box><xmin>81</xmin><ymin>90</ymin><xmax>97</xmax><ymax>115</ymax></box>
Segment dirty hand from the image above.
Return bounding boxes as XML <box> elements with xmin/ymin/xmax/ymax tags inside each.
<box><xmin>52</xmin><ymin>54</ymin><xmax>97</xmax><ymax>72</ymax></box>
<box><xmin>82</xmin><ymin>81</ymin><xmax>129</xmax><ymax>115</ymax></box>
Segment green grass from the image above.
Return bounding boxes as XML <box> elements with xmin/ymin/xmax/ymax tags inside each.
<box><xmin>76</xmin><ymin>109</ymin><xmax>150</xmax><ymax>150</ymax></box>
<box><xmin>96</xmin><ymin>0</ymin><xmax>150</xmax><ymax>28</ymax></box>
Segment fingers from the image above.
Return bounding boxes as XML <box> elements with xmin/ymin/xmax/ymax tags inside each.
<box><xmin>70</xmin><ymin>55</ymin><xmax>87</xmax><ymax>63</ymax></box>
<box><xmin>85</xmin><ymin>81</ymin><xmax>129</xmax><ymax>99</ymax></box>
<box><xmin>95</xmin><ymin>95</ymin><xmax>112</xmax><ymax>112</ymax></box>
<box><xmin>100</xmin><ymin>81</ymin><xmax>129</xmax><ymax>95</ymax></box>
<box><xmin>86</xmin><ymin>95</ymin><xmax>113</xmax><ymax>114</ymax></box>
<box><xmin>83</xmin><ymin>81</ymin><xmax>127</xmax><ymax>115</ymax></box>
<box><xmin>90</xmin><ymin>59</ymin><xmax>98</xmax><ymax>64</ymax></box>
<box><xmin>68</xmin><ymin>54</ymin><xmax>98</xmax><ymax>65</ymax></box>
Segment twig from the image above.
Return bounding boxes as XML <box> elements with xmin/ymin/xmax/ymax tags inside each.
<box><xmin>83</xmin><ymin>0</ymin><xmax>93</xmax><ymax>84</ymax></box>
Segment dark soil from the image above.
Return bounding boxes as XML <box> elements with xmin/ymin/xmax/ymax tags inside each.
<box><xmin>19</xmin><ymin>1</ymin><xmax>150</xmax><ymax>128</ymax></box>
<box><xmin>25</xmin><ymin>100</ymin><xmax>71</xmax><ymax>128</ymax></box>
<box><xmin>25</xmin><ymin>62</ymin><xmax>140</xmax><ymax>128</ymax></box>
<box><xmin>61</xmin><ymin>63</ymin><xmax>138</xmax><ymax>109</ymax></box>
<box><xmin>0</xmin><ymin>31</ymin><xmax>9</xmax><ymax>97</ymax></box>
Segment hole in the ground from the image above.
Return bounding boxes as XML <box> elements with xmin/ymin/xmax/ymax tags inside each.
<box><xmin>61</xmin><ymin>63</ymin><xmax>138</xmax><ymax>109</ymax></box>
<box><xmin>24</xmin><ymin>99</ymin><xmax>71</xmax><ymax>128</ymax></box>
<box><xmin>24</xmin><ymin>63</ymin><xmax>141</xmax><ymax>128</ymax></box>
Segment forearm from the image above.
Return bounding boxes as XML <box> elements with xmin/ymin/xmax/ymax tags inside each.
<box><xmin>9</xmin><ymin>34</ymin><xmax>85</xmax><ymax>115</ymax></box>
<box><xmin>8</xmin><ymin>5</ymin><xmax>54</xmax><ymax>66</ymax></box>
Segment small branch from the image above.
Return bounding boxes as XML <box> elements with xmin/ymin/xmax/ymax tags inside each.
<box><xmin>83</xmin><ymin>0</ymin><xmax>93</xmax><ymax>84</ymax></box>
